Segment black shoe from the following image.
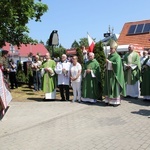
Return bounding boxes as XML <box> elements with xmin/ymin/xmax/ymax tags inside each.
<box><xmin>132</xmin><ymin>97</ymin><xmax>138</xmax><ymax>99</ymax></box>
<box><xmin>61</xmin><ymin>99</ymin><xmax>66</xmax><ymax>101</ymax></box>
<box><xmin>113</xmin><ymin>104</ymin><xmax>120</xmax><ymax>107</ymax></box>
<box><xmin>124</xmin><ymin>95</ymin><xmax>130</xmax><ymax>98</ymax></box>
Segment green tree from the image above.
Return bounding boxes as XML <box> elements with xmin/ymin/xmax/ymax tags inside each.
<box><xmin>39</xmin><ymin>40</ymin><xmax>45</xmax><ymax>45</ymax></box>
<box><xmin>45</xmin><ymin>40</ymin><xmax>66</xmax><ymax>58</ymax></box>
<box><xmin>16</xmin><ymin>62</ymin><xmax>26</xmax><ymax>84</ymax></box>
<box><xmin>78</xmin><ymin>37</ymin><xmax>96</xmax><ymax>48</ymax></box>
<box><xmin>71</xmin><ymin>40</ymin><xmax>79</xmax><ymax>49</ymax></box>
<box><xmin>76</xmin><ymin>48</ymin><xmax>83</xmax><ymax>66</ymax></box>
<box><xmin>93</xmin><ymin>41</ymin><xmax>106</xmax><ymax>99</ymax></box>
<box><xmin>0</xmin><ymin>0</ymin><xmax>48</xmax><ymax>47</ymax></box>
<box><xmin>53</xmin><ymin>45</ymin><xmax>66</xmax><ymax>58</ymax></box>
<box><xmin>79</xmin><ymin>38</ymin><xmax>89</xmax><ymax>48</ymax></box>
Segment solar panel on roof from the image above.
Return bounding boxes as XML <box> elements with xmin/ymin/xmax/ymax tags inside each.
<box><xmin>128</xmin><ymin>25</ymin><xmax>136</xmax><ymax>35</ymax></box>
<box><xmin>135</xmin><ymin>24</ymin><xmax>144</xmax><ymax>34</ymax></box>
<box><xmin>143</xmin><ymin>23</ymin><xmax>150</xmax><ymax>33</ymax></box>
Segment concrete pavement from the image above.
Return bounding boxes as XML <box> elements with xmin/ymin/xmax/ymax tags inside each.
<box><xmin>0</xmin><ymin>98</ymin><xmax>150</xmax><ymax>150</ymax></box>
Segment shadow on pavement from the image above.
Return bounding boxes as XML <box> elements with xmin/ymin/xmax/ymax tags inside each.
<box><xmin>131</xmin><ymin>109</ymin><xmax>150</xmax><ymax>118</ymax></box>
<box><xmin>21</xmin><ymin>89</ymin><xmax>33</xmax><ymax>92</ymax></box>
<box><xmin>78</xmin><ymin>100</ymin><xmax>108</xmax><ymax>107</ymax></box>
<box><xmin>27</xmin><ymin>98</ymin><xmax>65</xmax><ymax>102</ymax></box>
<box><xmin>27</xmin><ymin>97</ymin><xmax>44</xmax><ymax>102</ymax></box>
<box><xmin>122</xmin><ymin>97</ymin><xmax>150</xmax><ymax>106</ymax></box>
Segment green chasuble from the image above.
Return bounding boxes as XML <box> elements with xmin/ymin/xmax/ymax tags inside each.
<box><xmin>123</xmin><ymin>51</ymin><xmax>141</xmax><ymax>85</ymax></box>
<box><xmin>41</xmin><ymin>60</ymin><xmax>56</xmax><ymax>93</ymax></box>
<box><xmin>141</xmin><ymin>57</ymin><xmax>150</xmax><ymax>95</ymax></box>
<box><xmin>81</xmin><ymin>59</ymin><xmax>101</xmax><ymax>99</ymax></box>
<box><xmin>104</xmin><ymin>52</ymin><xmax>126</xmax><ymax>98</ymax></box>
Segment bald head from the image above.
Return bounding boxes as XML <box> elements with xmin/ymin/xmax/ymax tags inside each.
<box><xmin>88</xmin><ymin>52</ymin><xmax>95</xmax><ymax>60</ymax></box>
<box><xmin>61</xmin><ymin>54</ymin><xmax>67</xmax><ymax>62</ymax></box>
<box><xmin>128</xmin><ymin>44</ymin><xmax>134</xmax><ymax>52</ymax></box>
<box><xmin>45</xmin><ymin>53</ymin><xmax>50</xmax><ymax>60</ymax></box>
<box><xmin>143</xmin><ymin>51</ymin><xmax>148</xmax><ymax>57</ymax></box>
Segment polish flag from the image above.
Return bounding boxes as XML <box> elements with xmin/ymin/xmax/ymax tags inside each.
<box><xmin>87</xmin><ymin>33</ymin><xmax>95</xmax><ymax>52</ymax></box>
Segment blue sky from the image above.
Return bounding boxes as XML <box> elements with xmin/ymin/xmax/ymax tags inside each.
<box><xmin>28</xmin><ymin>0</ymin><xmax>150</xmax><ymax>48</ymax></box>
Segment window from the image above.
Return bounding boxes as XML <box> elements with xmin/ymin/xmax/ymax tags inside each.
<box><xmin>135</xmin><ymin>24</ymin><xmax>144</xmax><ymax>34</ymax></box>
<box><xmin>128</xmin><ymin>25</ymin><xmax>136</xmax><ymax>35</ymax></box>
<box><xmin>143</xmin><ymin>23</ymin><xmax>150</xmax><ymax>33</ymax></box>
<box><xmin>127</xmin><ymin>22</ymin><xmax>150</xmax><ymax>35</ymax></box>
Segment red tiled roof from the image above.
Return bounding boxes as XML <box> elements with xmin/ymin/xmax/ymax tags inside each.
<box><xmin>118</xmin><ymin>20</ymin><xmax>150</xmax><ymax>49</ymax></box>
<box><xmin>2</xmin><ymin>43</ymin><xmax>48</xmax><ymax>57</ymax></box>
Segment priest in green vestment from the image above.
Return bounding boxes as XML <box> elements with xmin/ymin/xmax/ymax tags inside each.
<box><xmin>41</xmin><ymin>53</ymin><xmax>56</xmax><ymax>100</ymax></box>
<box><xmin>123</xmin><ymin>44</ymin><xmax>141</xmax><ymax>98</ymax></box>
<box><xmin>104</xmin><ymin>40</ymin><xmax>126</xmax><ymax>106</ymax></box>
<box><xmin>140</xmin><ymin>53</ymin><xmax>150</xmax><ymax>100</ymax></box>
<box><xmin>81</xmin><ymin>52</ymin><xmax>101</xmax><ymax>103</ymax></box>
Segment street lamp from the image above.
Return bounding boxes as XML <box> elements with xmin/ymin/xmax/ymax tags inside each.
<box><xmin>48</xmin><ymin>30</ymin><xmax>59</xmax><ymax>58</ymax></box>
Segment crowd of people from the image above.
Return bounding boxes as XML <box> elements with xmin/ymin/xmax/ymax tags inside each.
<box><xmin>34</xmin><ymin>40</ymin><xmax>150</xmax><ymax>106</ymax></box>
<box><xmin>0</xmin><ymin>40</ymin><xmax>150</xmax><ymax>113</ymax></box>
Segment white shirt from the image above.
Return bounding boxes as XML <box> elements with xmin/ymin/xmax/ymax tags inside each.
<box><xmin>32</xmin><ymin>60</ymin><xmax>42</xmax><ymax>71</ymax></box>
<box><xmin>140</xmin><ymin>56</ymin><xmax>148</xmax><ymax>65</ymax></box>
<box><xmin>10</xmin><ymin>63</ymin><xmax>17</xmax><ymax>72</ymax></box>
<box><xmin>70</xmin><ymin>62</ymin><xmax>82</xmax><ymax>82</ymax></box>
<box><xmin>146</xmin><ymin>59</ymin><xmax>150</xmax><ymax>66</ymax></box>
<box><xmin>55</xmin><ymin>61</ymin><xmax>71</xmax><ymax>85</ymax></box>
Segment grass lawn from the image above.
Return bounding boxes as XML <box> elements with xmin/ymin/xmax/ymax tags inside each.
<box><xmin>11</xmin><ymin>84</ymin><xmax>73</xmax><ymax>102</ymax></box>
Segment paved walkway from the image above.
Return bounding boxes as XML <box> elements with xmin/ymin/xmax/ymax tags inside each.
<box><xmin>0</xmin><ymin>98</ymin><xmax>150</xmax><ymax>150</ymax></box>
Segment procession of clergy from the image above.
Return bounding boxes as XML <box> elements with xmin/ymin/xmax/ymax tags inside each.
<box><xmin>40</xmin><ymin>39</ymin><xmax>150</xmax><ymax>107</ymax></box>
<box><xmin>1</xmin><ymin>39</ymin><xmax>149</xmax><ymax>115</ymax></box>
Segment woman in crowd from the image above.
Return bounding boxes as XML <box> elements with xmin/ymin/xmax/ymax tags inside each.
<box><xmin>70</xmin><ymin>56</ymin><xmax>82</xmax><ymax>102</ymax></box>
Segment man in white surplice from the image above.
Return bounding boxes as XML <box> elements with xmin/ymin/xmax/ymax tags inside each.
<box><xmin>123</xmin><ymin>44</ymin><xmax>141</xmax><ymax>98</ymax></box>
<box><xmin>55</xmin><ymin>54</ymin><xmax>71</xmax><ymax>101</ymax></box>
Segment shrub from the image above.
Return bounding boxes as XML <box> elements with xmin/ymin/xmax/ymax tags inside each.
<box><xmin>93</xmin><ymin>41</ymin><xmax>106</xmax><ymax>99</ymax></box>
<box><xmin>16</xmin><ymin>62</ymin><xmax>26</xmax><ymax>84</ymax></box>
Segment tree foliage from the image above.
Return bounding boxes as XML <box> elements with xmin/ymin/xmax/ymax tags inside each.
<box><xmin>0</xmin><ymin>0</ymin><xmax>48</xmax><ymax>47</ymax></box>
<box><xmin>93</xmin><ymin>41</ymin><xmax>106</xmax><ymax>98</ymax></box>
<box><xmin>79</xmin><ymin>38</ymin><xmax>89</xmax><ymax>48</ymax></box>
<box><xmin>71</xmin><ymin>37</ymin><xmax>96</xmax><ymax>49</ymax></box>
<box><xmin>76</xmin><ymin>48</ymin><xmax>83</xmax><ymax>66</ymax></box>
<box><xmin>16</xmin><ymin>62</ymin><xmax>26</xmax><ymax>84</ymax></box>
<box><xmin>71</xmin><ymin>40</ymin><xmax>79</xmax><ymax>49</ymax></box>
<box><xmin>45</xmin><ymin>40</ymin><xmax>66</xmax><ymax>58</ymax></box>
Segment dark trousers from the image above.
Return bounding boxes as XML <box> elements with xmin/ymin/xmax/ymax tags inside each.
<box><xmin>9</xmin><ymin>72</ymin><xmax>18</xmax><ymax>89</ymax></box>
<box><xmin>33</xmin><ymin>71</ymin><xmax>41</xmax><ymax>91</ymax></box>
<box><xmin>59</xmin><ymin>84</ymin><xmax>69</xmax><ymax>100</ymax></box>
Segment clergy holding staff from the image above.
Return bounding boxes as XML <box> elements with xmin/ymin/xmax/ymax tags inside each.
<box><xmin>104</xmin><ymin>40</ymin><xmax>126</xmax><ymax>106</ymax></box>
<box><xmin>123</xmin><ymin>44</ymin><xmax>141</xmax><ymax>99</ymax></box>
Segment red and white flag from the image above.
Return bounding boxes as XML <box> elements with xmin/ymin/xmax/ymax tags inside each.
<box><xmin>87</xmin><ymin>33</ymin><xmax>95</xmax><ymax>52</ymax></box>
